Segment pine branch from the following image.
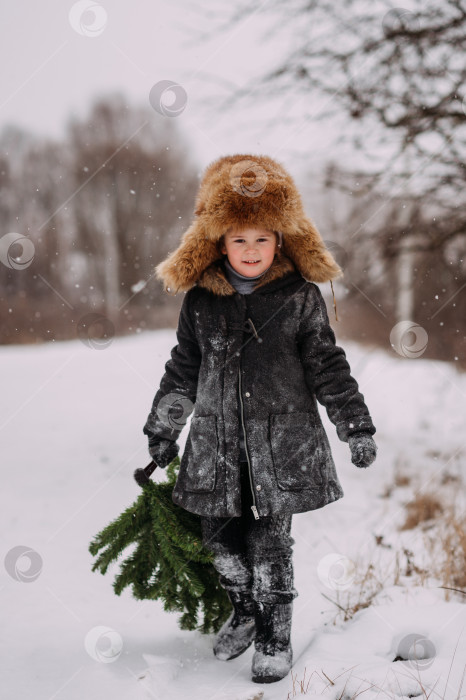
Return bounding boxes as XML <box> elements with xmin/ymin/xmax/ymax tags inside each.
<box><xmin>88</xmin><ymin>457</ymin><xmax>231</xmax><ymax>633</ymax></box>
<box><xmin>89</xmin><ymin>493</ymin><xmax>150</xmax><ymax>574</ymax></box>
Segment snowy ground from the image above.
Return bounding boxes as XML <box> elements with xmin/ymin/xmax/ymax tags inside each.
<box><xmin>2</xmin><ymin>326</ymin><xmax>465</xmax><ymax>700</ymax></box>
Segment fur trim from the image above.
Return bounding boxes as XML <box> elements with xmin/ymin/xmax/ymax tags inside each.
<box><xmin>196</xmin><ymin>253</ymin><xmax>297</xmax><ymax>296</ymax></box>
<box><xmin>155</xmin><ymin>154</ymin><xmax>343</xmax><ymax>295</ymax></box>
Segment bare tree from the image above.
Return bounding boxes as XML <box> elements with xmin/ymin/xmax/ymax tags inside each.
<box><xmin>0</xmin><ymin>93</ymin><xmax>199</xmax><ymax>344</ymax></box>
<box><xmin>190</xmin><ymin>0</ymin><xmax>466</xmax><ymax>363</ymax></box>
<box><xmin>203</xmin><ymin>0</ymin><xmax>466</xmax><ymax>248</ymax></box>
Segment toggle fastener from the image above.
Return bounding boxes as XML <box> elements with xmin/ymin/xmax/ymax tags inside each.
<box><xmin>244</xmin><ymin>318</ymin><xmax>263</xmax><ymax>343</ymax></box>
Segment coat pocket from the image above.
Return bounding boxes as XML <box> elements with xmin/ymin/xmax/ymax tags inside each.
<box><xmin>180</xmin><ymin>415</ymin><xmax>218</xmax><ymax>493</ymax></box>
<box><xmin>269</xmin><ymin>412</ymin><xmax>324</xmax><ymax>490</ymax></box>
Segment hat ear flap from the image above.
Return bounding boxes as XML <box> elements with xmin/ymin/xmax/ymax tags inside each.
<box><xmin>155</xmin><ymin>222</ymin><xmax>220</xmax><ymax>293</ymax></box>
<box><xmin>281</xmin><ymin>220</ymin><xmax>343</xmax><ymax>283</ymax></box>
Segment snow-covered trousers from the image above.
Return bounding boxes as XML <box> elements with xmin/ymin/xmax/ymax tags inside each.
<box><xmin>200</xmin><ymin>461</ymin><xmax>298</xmax><ymax>605</ymax></box>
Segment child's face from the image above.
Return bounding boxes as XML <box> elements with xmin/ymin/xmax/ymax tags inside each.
<box><xmin>220</xmin><ymin>227</ymin><xmax>277</xmax><ymax>277</ymax></box>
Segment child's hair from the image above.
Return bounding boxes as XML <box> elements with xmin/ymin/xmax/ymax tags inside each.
<box><xmin>216</xmin><ymin>229</ymin><xmax>283</xmax><ymax>257</ymax></box>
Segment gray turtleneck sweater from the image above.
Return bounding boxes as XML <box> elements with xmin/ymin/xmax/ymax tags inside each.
<box><xmin>223</xmin><ymin>257</ymin><xmax>271</xmax><ymax>295</ymax></box>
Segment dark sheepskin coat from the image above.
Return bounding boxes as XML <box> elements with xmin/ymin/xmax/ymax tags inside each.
<box><xmin>143</xmin><ymin>153</ymin><xmax>376</xmax><ymax>518</ymax></box>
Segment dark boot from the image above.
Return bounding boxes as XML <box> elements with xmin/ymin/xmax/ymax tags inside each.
<box><xmin>213</xmin><ymin>590</ymin><xmax>256</xmax><ymax>661</ymax></box>
<box><xmin>251</xmin><ymin>601</ymin><xmax>293</xmax><ymax>683</ymax></box>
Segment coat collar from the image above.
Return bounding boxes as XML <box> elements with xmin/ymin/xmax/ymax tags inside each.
<box><xmin>196</xmin><ymin>254</ymin><xmax>299</xmax><ymax>296</ymax></box>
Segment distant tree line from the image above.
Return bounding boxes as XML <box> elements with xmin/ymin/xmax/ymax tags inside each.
<box><xmin>0</xmin><ymin>93</ymin><xmax>199</xmax><ymax>345</ymax></box>
<box><xmin>0</xmin><ymin>75</ymin><xmax>464</xmax><ymax>365</ymax></box>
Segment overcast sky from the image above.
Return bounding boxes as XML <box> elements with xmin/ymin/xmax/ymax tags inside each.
<box><xmin>0</xmin><ymin>0</ymin><xmax>346</xmax><ymax>179</ymax></box>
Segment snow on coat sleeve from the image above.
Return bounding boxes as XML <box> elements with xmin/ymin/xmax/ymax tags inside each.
<box><xmin>297</xmin><ymin>283</ymin><xmax>376</xmax><ymax>443</ymax></box>
<box><xmin>143</xmin><ymin>291</ymin><xmax>201</xmax><ymax>442</ymax></box>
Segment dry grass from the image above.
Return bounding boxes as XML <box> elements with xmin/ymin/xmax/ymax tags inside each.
<box><xmin>394</xmin><ymin>455</ymin><xmax>413</xmax><ymax>488</ymax></box>
<box><xmin>286</xmin><ymin>666</ymin><xmax>379</xmax><ymax>700</ymax></box>
<box><xmin>392</xmin><ymin>547</ymin><xmax>429</xmax><ymax>583</ymax></box>
<box><xmin>327</xmin><ymin>561</ymin><xmax>384</xmax><ymax>622</ymax></box>
<box><xmin>291</xmin><ymin>468</ymin><xmax>466</xmax><ymax>700</ymax></box>
<box><xmin>322</xmin><ymin>544</ymin><xmax>432</xmax><ymax>624</ymax></box>
<box><xmin>394</xmin><ymin>472</ymin><xmax>412</xmax><ymax>488</ymax></box>
<box><xmin>399</xmin><ymin>492</ymin><xmax>444</xmax><ymax>531</ymax></box>
<box><xmin>321</xmin><ymin>472</ymin><xmax>465</xmax><ymax>625</ymax></box>
<box><xmin>285</xmin><ymin>658</ymin><xmax>466</xmax><ymax>700</ymax></box>
<box><xmin>397</xmin><ymin>477</ymin><xmax>466</xmax><ymax>597</ymax></box>
<box><xmin>440</xmin><ymin>471</ymin><xmax>462</xmax><ymax>486</ymax></box>
<box><xmin>287</xmin><ymin>667</ymin><xmax>315</xmax><ymax>698</ymax></box>
<box><xmin>381</xmin><ymin>456</ymin><xmax>412</xmax><ymax>498</ymax></box>
<box><xmin>396</xmin><ymin>488</ymin><xmax>465</xmax><ymax>599</ymax></box>
<box><xmin>425</xmin><ymin>508</ymin><xmax>466</xmax><ymax>599</ymax></box>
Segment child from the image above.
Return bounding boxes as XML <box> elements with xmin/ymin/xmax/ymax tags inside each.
<box><xmin>142</xmin><ymin>154</ymin><xmax>377</xmax><ymax>684</ymax></box>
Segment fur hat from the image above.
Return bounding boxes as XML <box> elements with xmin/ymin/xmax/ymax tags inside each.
<box><xmin>155</xmin><ymin>154</ymin><xmax>343</xmax><ymax>296</ymax></box>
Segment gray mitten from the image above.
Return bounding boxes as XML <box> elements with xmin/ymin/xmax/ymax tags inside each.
<box><xmin>148</xmin><ymin>437</ymin><xmax>179</xmax><ymax>468</ymax></box>
<box><xmin>348</xmin><ymin>432</ymin><xmax>377</xmax><ymax>468</ymax></box>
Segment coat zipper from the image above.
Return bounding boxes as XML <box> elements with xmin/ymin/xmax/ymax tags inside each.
<box><xmin>238</xmin><ymin>363</ymin><xmax>260</xmax><ymax>520</ymax></box>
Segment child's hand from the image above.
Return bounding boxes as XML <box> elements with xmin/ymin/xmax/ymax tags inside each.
<box><xmin>348</xmin><ymin>432</ymin><xmax>377</xmax><ymax>468</ymax></box>
<box><xmin>148</xmin><ymin>437</ymin><xmax>179</xmax><ymax>468</ymax></box>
